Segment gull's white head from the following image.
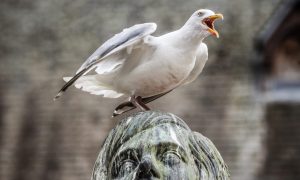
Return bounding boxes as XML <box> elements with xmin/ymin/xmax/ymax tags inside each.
<box><xmin>184</xmin><ymin>9</ymin><xmax>223</xmax><ymax>38</ymax></box>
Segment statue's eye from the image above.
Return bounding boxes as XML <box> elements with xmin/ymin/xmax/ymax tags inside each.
<box><xmin>161</xmin><ymin>151</ymin><xmax>182</xmax><ymax>166</ymax></box>
<box><xmin>119</xmin><ymin>160</ymin><xmax>137</xmax><ymax>176</ymax></box>
<box><xmin>197</xmin><ymin>12</ymin><xmax>204</xmax><ymax>16</ymax></box>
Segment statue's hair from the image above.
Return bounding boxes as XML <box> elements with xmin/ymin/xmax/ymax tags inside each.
<box><xmin>91</xmin><ymin>111</ymin><xmax>229</xmax><ymax>180</ymax></box>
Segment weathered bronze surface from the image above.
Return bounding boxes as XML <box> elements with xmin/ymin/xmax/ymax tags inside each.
<box><xmin>92</xmin><ymin>111</ymin><xmax>229</xmax><ymax>180</ymax></box>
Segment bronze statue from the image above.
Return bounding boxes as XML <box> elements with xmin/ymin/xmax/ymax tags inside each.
<box><xmin>92</xmin><ymin>111</ymin><xmax>229</xmax><ymax>179</ymax></box>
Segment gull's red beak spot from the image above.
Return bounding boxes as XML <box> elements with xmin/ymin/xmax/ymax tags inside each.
<box><xmin>202</xmin><ymin>13</ymin><xmax>223</xmax><ymax>38</ymax></box>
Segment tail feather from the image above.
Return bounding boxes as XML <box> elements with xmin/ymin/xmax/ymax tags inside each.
<box><xmin>62</xmin><ymin>75</ymin><xmax>123</xmax><ymax>98</ymax></box>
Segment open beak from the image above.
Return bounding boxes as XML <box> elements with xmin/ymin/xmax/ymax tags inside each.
<box><xmin>202</xmin><ymin>13</ymin><xmax>223</xmax><ymax>38</ymax></box>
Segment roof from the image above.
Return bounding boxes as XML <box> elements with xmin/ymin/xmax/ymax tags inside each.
<box><xmin>255</xmin><ymin>0</ymin><xmax>300</xmax><ymax>52</ymax></box>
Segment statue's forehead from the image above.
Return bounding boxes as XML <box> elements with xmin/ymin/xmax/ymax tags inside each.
<box><xmin>117</xmin><ymin>124</ymin><xmax>190</xmax><ymax>152</ymax></box>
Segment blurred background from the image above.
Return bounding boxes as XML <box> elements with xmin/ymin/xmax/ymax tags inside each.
<box><xmin>0</xmin><ymin>0</ymin><xmax>299</xmax><ymax>179</ymax></box>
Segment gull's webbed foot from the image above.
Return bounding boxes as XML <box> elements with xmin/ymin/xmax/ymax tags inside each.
<box><xmin>113</xmin><ymin>101</ymin><xmax>135</xmax><ymax>117</ymax></box>
<box><xmin>112</xmin><ymin>91</ymin><xmax>173</xmax><ymax>117</ymax></box>
<box><xmin>112</xmin><ymin>96</ymin><xmax>151</xmax><ymax>117</ymax></box>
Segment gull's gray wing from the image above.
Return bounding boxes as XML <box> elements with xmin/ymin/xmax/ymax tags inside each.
<box><xmin>54</xmin><ymin>23</ymin><xmax>157</xmax><ymax>100</ymax></box>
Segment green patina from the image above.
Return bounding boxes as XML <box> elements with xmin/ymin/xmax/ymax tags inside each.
<box><xmin>92</xmin><ymin>111</ymin><xmax>230</xmax><ymax>180</ymax></box>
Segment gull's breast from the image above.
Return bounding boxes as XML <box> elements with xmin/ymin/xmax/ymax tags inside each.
<box><xmin>134</xmin><ymin>70</ymin><xmax>183</xmax><ymax>97</ymax></box>
<box><xmin>114</xmin><ymin>39</ymin><xmax>198</xmax><ymax>97</ymax></box>
<box><xmin>119</xmin><ymin>54</ymin><xmax>196</xmax><ymax>97</ymax></box>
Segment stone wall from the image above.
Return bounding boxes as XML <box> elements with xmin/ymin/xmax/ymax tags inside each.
<box><xmin>2</xmin><ymin>0</ymin><xmax>298</xmax><ymax>180</ymax></box>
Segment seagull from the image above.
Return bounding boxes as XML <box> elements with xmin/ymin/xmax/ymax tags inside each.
<box><xmin>54</xmin><ymin>9</ymin><xmax>223</xmax><ymax>116</ymax></box>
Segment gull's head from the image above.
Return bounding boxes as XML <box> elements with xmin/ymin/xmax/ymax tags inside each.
<box><xmin>185</xmin><ymin>9</ymin><xmax>223</xmax><ymax>38</ymax></box>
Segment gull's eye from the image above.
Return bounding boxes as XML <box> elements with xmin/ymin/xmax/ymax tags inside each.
<box><xmin>161</xmin><ymin>151</ymin><xmax>182</xmax><ymax>166</ymax></box>
<box><xmin>197</xmin><ymin>12</ymin><xmax>204</xmax><ymax>17</ymax></box>
<box><xmin>119</xmin><ymin>160</ymin><xmax>137</xmax><ymax>176</ymax></box>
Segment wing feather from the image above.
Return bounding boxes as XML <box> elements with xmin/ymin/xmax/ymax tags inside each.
<box><xmin>54</xmin><ymin>23</ymin><xmax>157</xmax><ymax>100</ymax></box>
<box><xmin>76</xmin><ymin>23</ymin><xmax>157</xmax><ymax>73</ymax></box>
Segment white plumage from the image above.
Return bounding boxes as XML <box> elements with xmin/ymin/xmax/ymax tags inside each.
<box><xmin>55</xmin><ymin>9</ymin><xmax>223</xmax><ymax>115</ymax></box>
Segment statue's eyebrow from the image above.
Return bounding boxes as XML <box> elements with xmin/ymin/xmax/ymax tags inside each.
<box><xmin>155</xmin><ymin>142</ymin><xmax>188</xmax><ymax>162</ymax></box>
<box><xmin>113</xmin><ymin>148</ymin><xmax>140</xmax><ymax>163</ymax></box>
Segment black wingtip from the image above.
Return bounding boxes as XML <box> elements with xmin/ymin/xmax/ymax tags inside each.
<box><xmin>53</xmin><ymin>91</ymin><xmax>64</xmax><ymax>101</ymax></box>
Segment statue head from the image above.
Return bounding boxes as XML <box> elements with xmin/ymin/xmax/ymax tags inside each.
<box><xmin>92</xmin><ymin>111</ymin><xmax>229</xmax><ymax>180</ymax></box>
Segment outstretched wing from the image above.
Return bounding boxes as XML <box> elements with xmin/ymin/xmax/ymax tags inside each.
<box><xmin>54</xmin><ymin>23</ymin><xmax>157</xmax><ymax>100</ymax></box>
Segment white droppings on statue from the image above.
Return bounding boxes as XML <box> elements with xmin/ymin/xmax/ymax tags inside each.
<box><xmin>126</xmin><ymin>117</ymin><xmax>132</xmax><ymax>125</ymax></box>
<box><xmin>170</xmin><ymin>128</ymin><xmax>181</xmax><ymax>146</ymax></box>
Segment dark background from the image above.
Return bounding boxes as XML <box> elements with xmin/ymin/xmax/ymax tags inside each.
<box><xmin>1</xmin><ymin>0</ymin><xmax>299</xmax><ymax>180</ymax></box>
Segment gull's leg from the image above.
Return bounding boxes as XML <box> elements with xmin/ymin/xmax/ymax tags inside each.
<box><xmin>136</xmin><ymin>96</ymin><xmax>151</xmax><ymax>110</ymax></box>
<box><xmin>130</xmin><ymin>96</ymin><xmax>150</xmax><ymax>111</ymax></box>
<box><xmin>112</xmin><ymin>90</ymin><xmax>173</xmax><ymax>117</ymax></box>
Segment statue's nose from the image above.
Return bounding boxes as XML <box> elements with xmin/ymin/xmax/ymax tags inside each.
<box><xmin>137</xmin><ymin>156</ymin><xmax>160</xmax><ymax>179</ymax></box>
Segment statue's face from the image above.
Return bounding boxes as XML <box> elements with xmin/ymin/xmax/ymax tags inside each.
<box><xmin>109</xmin><ymin>124</ymin><xmax>199</xmax><ymax>179</ymax></box>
